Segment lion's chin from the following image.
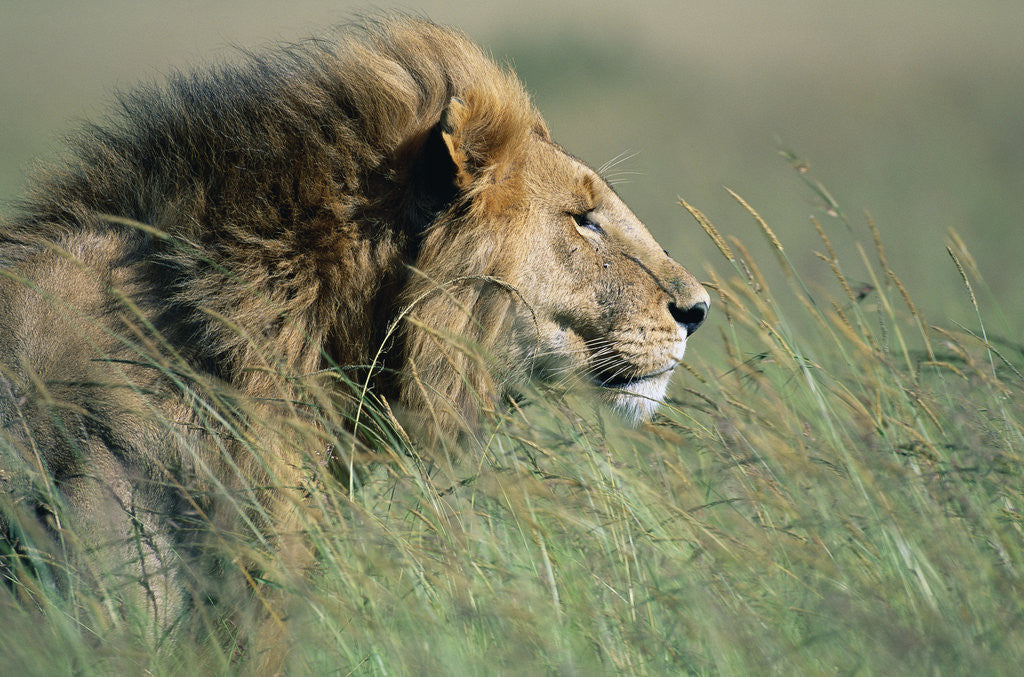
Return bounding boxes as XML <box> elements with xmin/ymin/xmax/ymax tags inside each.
<box><xmin>604</xmin><ymin>370</ymin><xmax>674</xmax><ymax>426</ymax></box>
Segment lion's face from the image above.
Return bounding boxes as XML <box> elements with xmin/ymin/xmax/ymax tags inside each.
<box><xmin>407</xmin><ymin>95</ymin><xmax>709</xmax><ymax>429</ymax></box>
<box><xmin>492</xmin><ymin>136</ymin><xmax>710</xmax><ymax>423</ymax></box>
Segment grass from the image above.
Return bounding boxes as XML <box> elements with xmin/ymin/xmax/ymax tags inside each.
<box><xmin>2</xmin><ymin>162</ymin><xmax>1023</xmax><ymax>675</ymax></box>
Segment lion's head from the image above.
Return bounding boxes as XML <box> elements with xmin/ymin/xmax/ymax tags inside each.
<box><xmin>399</xmin><ymin>91</ymin><xmax>709</xmax><ymax>431</ymax></box>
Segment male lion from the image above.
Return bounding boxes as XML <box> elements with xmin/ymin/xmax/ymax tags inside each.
<box><xmin>0</xmin><ymin>15</ymin><xmax>707</xmax><ymax>654</ymax></box>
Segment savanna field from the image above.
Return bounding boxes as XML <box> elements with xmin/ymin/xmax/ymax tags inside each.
<box><xmin>2</xmin><ymin>166</ymin><xmax>1021</xmax><ymax>675</ymax></box>
<box><xmin>2</xmin><ymin>2</ymin><xmax>1024</xmax><ymax>675</ymax></box>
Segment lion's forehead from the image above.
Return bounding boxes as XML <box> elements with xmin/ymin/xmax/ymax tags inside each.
<box><xmin>534</xmin><ymin>146</ymin><xmax>650</xmax><ymax>229</ymax></box>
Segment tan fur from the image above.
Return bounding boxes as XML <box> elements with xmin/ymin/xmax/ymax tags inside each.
<box><xmin>0</xmin><ymin>15</ymin><xmax>708</xmax><ymax>660</ymax></box>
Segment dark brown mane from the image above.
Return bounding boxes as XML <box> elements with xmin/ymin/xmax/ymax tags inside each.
<box><xmin>3</xmin><ymin>17</ymin><xmax>541</xmax><ymax>405</ymax></box>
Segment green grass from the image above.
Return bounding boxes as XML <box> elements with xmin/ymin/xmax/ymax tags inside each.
<box><xmin>2</xmin><ymin>164</ymin><xmax>1023</xmax><ymax>675</ymax></box>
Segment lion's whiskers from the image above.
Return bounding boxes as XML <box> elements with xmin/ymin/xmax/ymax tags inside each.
<box><xmin>598</xmin><ymin>150</ymin><xmax>639</xmax><ymax>177</ymax></box>
<box><xmin>598</xmin><ymin>151</ymin><xmax>643</xmax><ymax>188</ymax></box>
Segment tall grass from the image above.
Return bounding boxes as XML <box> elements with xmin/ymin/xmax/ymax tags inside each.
<box><xmin>2</xmin><ymin>163</ymin><xmax>1023</xmax><ymax>675</ymax></box>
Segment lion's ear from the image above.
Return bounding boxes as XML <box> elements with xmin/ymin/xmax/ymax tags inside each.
<box><xmin>438</xmin><ymin>96</ymin><xmax>475</xmax><ymax>189</ymax></box>
<box><xmin>408</xmin><ymin>99</ymin><xmax>468</xmax><ymax>221</ymax></box>
<box><xmin>412</xmin><ymin>95</ymin><xmax>517</xmax><ymax>216</ymax></box>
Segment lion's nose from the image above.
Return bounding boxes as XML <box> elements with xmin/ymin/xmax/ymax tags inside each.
<box><xmin>669</xmin><ymin>300</ymin><xmax>708</xmax><ymax>337</ymax></box>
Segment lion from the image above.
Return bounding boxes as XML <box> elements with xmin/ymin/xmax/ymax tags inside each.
<box><xmin>0</xmin><ymin>15</ymin><xmax>708</xmax><ymax>660</ymax></box>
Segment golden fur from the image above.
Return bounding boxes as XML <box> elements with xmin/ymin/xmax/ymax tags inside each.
<box><xmin>0</xmin><ymin>16</ymin><xmax>708</xmax><ymax>654</ymax></box>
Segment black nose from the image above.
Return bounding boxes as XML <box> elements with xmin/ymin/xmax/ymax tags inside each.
<box><xmin>669</xmin><ymin>300</ymin><xmax>709</xmax><ymax>336</ymax></box>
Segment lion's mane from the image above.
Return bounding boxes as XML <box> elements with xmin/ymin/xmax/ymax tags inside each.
<box><xmin>3</xmin><ymin>17</ymin><xmax>541</xmax><ymax>439</ymax></box>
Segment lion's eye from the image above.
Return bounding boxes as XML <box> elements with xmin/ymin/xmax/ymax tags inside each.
<box><xmin>572</xmin><ymin>212</ymin><xmax>604</xmax><ymax>235</ymax></box>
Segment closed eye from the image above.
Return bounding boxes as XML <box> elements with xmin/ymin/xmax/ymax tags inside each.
<box><xmin>572</xmin><ymin>212</ymin><xmax>604</xmax><ymax>235</ymax></box>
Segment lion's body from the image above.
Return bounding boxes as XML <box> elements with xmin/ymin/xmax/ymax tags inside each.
<box><xmin>0</xmin><ymin>16</ymin><xmax>708</xmax><ymax>654</ymax></box>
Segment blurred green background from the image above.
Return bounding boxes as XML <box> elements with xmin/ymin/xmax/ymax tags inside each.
<box><xmin>2</xmin><ymin>0</ymin><xmax>1022</xmax><ymax>331</ymax></box>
